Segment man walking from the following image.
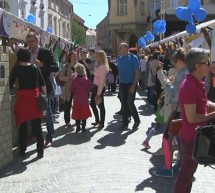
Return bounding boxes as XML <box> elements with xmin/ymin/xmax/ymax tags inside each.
<box><xmin>117</xmin><ymin>42</ymin><xmax>141</xmax><ymax>129</ymax></box>
<box><xmin>26</xmin><ymin>32</ymin><xmax>59</xmax><ymax>146</ymax></box>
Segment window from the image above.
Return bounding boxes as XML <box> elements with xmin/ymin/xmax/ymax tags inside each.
<box><xmin>140</xmin><ymin>1</ymin><xmax>145</xmax><ymax>15</ymax></box>
<box><xmin>118</xmin><ymin>0</ymin><xmax>127</xmax><ymax>15</ymax></box>
<box><xmin>149</xmin><ymin>0</ymin><xmax>160</xmax><ymax>17</ymax></box>
<box><xmin>169</xmin><ymin>0</ymin><xmax>178</xmax><ymax>9</ymax></box>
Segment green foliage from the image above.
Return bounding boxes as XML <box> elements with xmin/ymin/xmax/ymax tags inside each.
<box><xmin>71</xmin><ymin>21</ymin><xmax>86</xmax><ymax>46</ymax></box>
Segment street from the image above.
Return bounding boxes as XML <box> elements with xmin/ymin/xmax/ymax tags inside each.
<box><xmin>0</xmin><ymin>88</ymin><xmax>214</xmax><ymax>193</ymax></box>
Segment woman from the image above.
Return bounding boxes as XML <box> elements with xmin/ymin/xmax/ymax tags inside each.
<box><xmin>59</xmin><ymin>51</ymin><xmax>76</xmax><ymax>127</ymax></box>
<box><xmin>173</xmin><ymin>48</ymin><xmax>215</xmax><ymax>193</ymax></box>
<box><xmin>10</xmin><ymin>47</ymin><xmax>46</xmax><ymax>158</ymax></box>
<box><xmin>153</xmin><ymin>48</ymin><xmax>188</xmax><ymax>178</ymax></box>
<box><xmin>147</xmin><ymin>51</ymin><xmax>160</xmax><ymax>110</ymax></box>
<box><xmin>90</xmin><ymin>50</ymin><xmax>109</xmax><ymax>129</ymax></box>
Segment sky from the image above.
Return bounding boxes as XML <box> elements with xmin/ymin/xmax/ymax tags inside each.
<box><xmin>70</xmin><ymin>0</ymin><xmax>108</xmax><ymax>29</ymax></box>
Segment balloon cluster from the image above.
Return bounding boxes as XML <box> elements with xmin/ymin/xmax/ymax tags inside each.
<box><xmin>176</xmin><ymin>0</ymin><xmax>207</xmax><ymax>34</ymax></box>
<box><xmin>26</xmin><ymin>14</ymin><xmax>35</xmax><ymax>24</ymax></box>
<box><xmin>153</xmin><ymin>20</ymin><xmax>166</xmax><ymax>35</ymax></box>
<box><xmin>138</xmin><ymin>31</ymin><xmax>155</xmax><ymax>48</ymax></box>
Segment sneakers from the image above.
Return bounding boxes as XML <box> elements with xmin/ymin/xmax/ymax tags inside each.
<box><xmin>132</xmin><ymin>120</ymin><xmax>140</xmax><ymax>129</ymax></box>
<box><xmin>152</xmin><ymin>168</ymin><xmax>173</xmax><ymax>178</ymax></box>
<box><xmin>172</xmin><ymin>163</ymin><xmax>181</xmax><ymax>174</ymax></box>
<box><xmin>142</xmin><ymin>141</ymin><xmax>151</xmax><ymax>149</ymax></box>
<box><xmin>153</xmin><ymin>147</ymin><xmax>164</xmax><ymax>156</ymax></box>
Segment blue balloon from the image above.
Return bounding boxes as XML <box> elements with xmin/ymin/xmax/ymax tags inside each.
<box><xmin>138</xmin><ymin>38</ymin><xmax>146</xmax><ymax>48</ymax></box>
<box><xmin>160</xmin><ymin>20</ymin><xmax>166</xmax><ymax>27</ymax></box>
<box><xmin>143</xmin><ymin>35</ymin><xmax>149</xmax><ymax>42</ymax></box>
<box><xmin>155</xmin><ymin>20</ymin><xmax>162</xmax><ymax>29</ymax></box>
<box><xmin>149</xmin><ymin>35</ymin><xmax>155</xmax><ymax>41</ymax></box>
<box><xmin>47</xmin><ymin>27</ymin><xmax>52</xmax><ymax>33</ymax></box>
<box><xmin>186</xmin><ymin>23</ymin><xmax>197</xmax><ymax>34</ymax></box>
<box><xmin>159</xmin><ymin>26</ymin><xmax>166</xmax><ymax>33</ymax></box>
<box><xmin>194</xmin><ymin>8</ymin><xmax>207</xmax><ymax>22</ymax></box>
<box><xmin>154</xmin><ymin>28</ymin><xmax>160</xmax><ymax>35</ymax></box>
<box><xmin>27</xmin><ymin>14</ymin><xmax>35</xmax><ymax>24</ymax></box>
<box><xmin>146</xmin><ymin>31</ymin><xmax>152</xmax><ymax>37</ymax></box>
<box><xmin>181</xmin><ymin>7</ymin><xmax>192</xmax><ymax>21</ymax></box>
<box><xmin>176</xmin><ymin>7</ymin><xmax>185</xmax><ymax>20</ymax></box>
<box><xmin>188</xmin><ymin>17</ymin><xmax>194</xmax><ymax>24</ymax></box>
<box><xmin>188</xmin><ymin>0</ymin><xmax>201</xmax><ymax>12</ymax></box>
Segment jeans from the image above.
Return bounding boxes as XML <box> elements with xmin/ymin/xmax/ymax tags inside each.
<box><xmin>64</xmin><ymin>95</ymin><xmax>73</xmax><ymax>125</ymax></box>
<box><xmin>45</xmin><ymin>94</ymin><xmax>54</xmax><ymax>141</ymax></box>
<box><xmin>19</xmin><ymin>118</ymin><xmax>44</xmax><ymax>155</ymax></box>
<box><xmin>90</xmin><ymin>85</ymin><xmax>105</xmax><ymax>125</ymax></box>
<box><xmin>119</xmin><ymin>83</ymin><xmax>139</xmax><ymax>125</ymax></box>
<box><xmin>173</xmin><ymin>137</ymin><xmax>198</xmax><ymax>193</ymax></box>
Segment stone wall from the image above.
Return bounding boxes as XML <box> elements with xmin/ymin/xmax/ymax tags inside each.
<box><xmin>0</xmin><ymin>46</ymin><xmax>13</xmax><ymax>169</ymax></box>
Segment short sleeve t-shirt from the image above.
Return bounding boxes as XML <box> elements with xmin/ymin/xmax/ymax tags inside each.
<box><xmin>117</xmin><ymin>54</ymin><xmax>140</xmax><ymax>84</ymax></box>
<box><xmin>178</xmin><ymin>74</ymin><xmax>207</xmax><ymax>141</ymax></box>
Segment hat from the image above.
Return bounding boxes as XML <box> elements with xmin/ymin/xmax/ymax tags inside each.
<box><xmin>75</xmin><ymin>63</ymin><xmax>86</xmax><ymax>76</ymax></box>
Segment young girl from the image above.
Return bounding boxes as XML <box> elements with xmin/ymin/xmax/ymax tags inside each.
<box><xmin>71</xmin><ymin>63</ymin><xmax>92</xmax><ymax>132</ymax></box>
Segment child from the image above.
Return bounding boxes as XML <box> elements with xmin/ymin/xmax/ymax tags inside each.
<box><xmin>107</xmin><ymin>69</ymin><xmax>114</xmax><ymax>95</ymax></box>
<box><xmin>71</xmin><ymin>63</ymin><xmax>92</xmax><ymax>132</ymax></box>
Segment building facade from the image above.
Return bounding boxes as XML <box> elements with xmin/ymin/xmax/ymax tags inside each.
<box><xmin>108</xmin><ymin>0</ymin><xmax>154</xmax><ymax>55</ymax></box>
<box><xmin>48</xmin><ymin>0</ymin><xmax>72</xmax><ymax>40</ymax></box>
<box><xmin>86</xmin><ymin>29</ymin><xmax>96</xmax><ymax>49</ymax></box>
<box><xmin>96</xmin><ymin>16</ymin><xmax>111</xmax><ymax>54</ymax></box>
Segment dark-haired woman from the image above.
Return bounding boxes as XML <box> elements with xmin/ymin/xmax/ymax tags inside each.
<box><xmin>10</xmin><ymin>47</ymin><xmax>46</xmax><ymax>158</ymax></box>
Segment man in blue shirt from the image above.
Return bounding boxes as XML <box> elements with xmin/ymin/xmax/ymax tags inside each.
<box><xmin>117</xmin><ymin>42</ymin><xmax>141</xmax><ymax>129</ymax></box>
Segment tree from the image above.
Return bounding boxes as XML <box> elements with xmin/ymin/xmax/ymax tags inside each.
<box><xmin>71</xmin><ymin>21</ymin><xmax>86</xmax><ymax>46</ymax></box>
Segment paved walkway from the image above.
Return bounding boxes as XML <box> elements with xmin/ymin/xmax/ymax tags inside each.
<box><xmin>0</xmin><ymin>89</ymin><xmax>214</xmax><ymax>193</ymax></box>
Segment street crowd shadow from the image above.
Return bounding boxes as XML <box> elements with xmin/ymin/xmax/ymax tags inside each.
<box><xmin>52</xmin><ymin>126</ymin><xmax>102</xmax><ymax>147</ymax></box>
<box><xmin>94</xmin><ymin>120</ymin><xmax>138</xmax><ymax>149</ymax></box>
<box><xmin>0</xmin><ymin>149</ymin><xmax>40</xmax><ymax>179</ymax></box>
<box><xmin>135</xmin><ymin>154</ymin><xmax>175</xmax><ymax>193</ymax></box>
<box><xmin>53</xmin><ymin>123</ymin><xmax>76</xmax><ymax>138</ymax></box>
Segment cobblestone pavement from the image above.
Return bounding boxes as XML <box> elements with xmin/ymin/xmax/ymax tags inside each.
<box><xmin>0</xmin><ymin>89</ymin><xmax>214</xmax><ymax>193</ymax></box>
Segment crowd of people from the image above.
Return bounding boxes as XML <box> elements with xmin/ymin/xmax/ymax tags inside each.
<box><xmin>9</xmin><ymin>31</ymin><xmax>215</xmax><ymax>193</ymax></box>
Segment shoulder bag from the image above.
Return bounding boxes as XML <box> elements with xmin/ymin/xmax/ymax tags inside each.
<box><xmin>168</xmin><ymin>104</ymin><xmax>182</xmax><ymax>136</ymax></box>
<box><xmin>35</xmin><ymin>65</ymin><xmax>48</xmax><ymax>112</ymax></box>
<box><xmin>192</xmin><ymin>125</ymin><xmax>215</xmax><ymax>169</ymax></box>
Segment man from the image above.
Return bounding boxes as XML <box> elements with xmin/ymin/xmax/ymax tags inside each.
<box><xmin>26</xmin><ymin>32</ymin><xmax>59</xmax><ymax>146</ymax></box>
<box><xmin>117</xmin><ymin>42</ymin><xmax>141</xmax><ymax>129</ymax></box>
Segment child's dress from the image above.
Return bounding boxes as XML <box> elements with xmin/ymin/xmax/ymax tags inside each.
<box><xmin>71</xmin><ymin>75</ymin><xmax>92</xmax><ymax>120</ymax></box>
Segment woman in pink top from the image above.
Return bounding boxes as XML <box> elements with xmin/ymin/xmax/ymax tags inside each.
<box><xmin>173</xmin><ymin>48</ymin><xmax>215</xmax><ymax>193</ymax></box>
<box><xmin>90</xmin><ymin>50</ymin><xmax>109</xmax><ymax>129</ymax></box>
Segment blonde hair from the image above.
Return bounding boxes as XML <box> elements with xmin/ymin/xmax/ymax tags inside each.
<box><xmin>75</xmin><ymin>63</ymin><xmax>86</xmax><ymax>76</ymax></box>
<box><xmin>96</xmin><ymin>50</ymin><xmax>109</xmax><ymax>71</ymax></box>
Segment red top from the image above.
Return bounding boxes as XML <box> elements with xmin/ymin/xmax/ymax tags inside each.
<box><xmin>178</xmin><ymin>74</ymin><xmax>207</xmax><ymax>141</ymax></box>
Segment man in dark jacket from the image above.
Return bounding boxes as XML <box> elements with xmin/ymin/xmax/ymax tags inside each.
<box><xmin>26</xmin><ymin>32</ymin><xmax>59</xmax><ymax>146</ymax></box>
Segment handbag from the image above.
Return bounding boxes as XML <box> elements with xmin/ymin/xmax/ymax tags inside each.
<box><xmin>55</xmin><ymin>65</ymin><xmax>68</xmax><ymax>87</ymax></box>
<box><xmin>38</xmin><ymin>92</ymin><xmax>48</xmax><ymax>112</ymax></box>
<box><xmin>35</xmin><ymin>65</ymin><xmax>48</xmax><ymax>112</ymax></box>
<box><xmin>192</xmin><ymin>125</ymin><xmax>215</xmax><ymax>168</ymax></box>
<box><xmin>168</xmin><ymin>104</ymin><xmax>182</xmax><ymax>136</ymax></box>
